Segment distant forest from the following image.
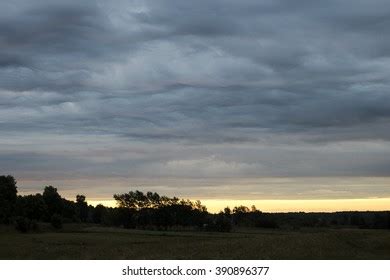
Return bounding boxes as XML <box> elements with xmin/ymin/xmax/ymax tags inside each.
<box><xmin>1</xmin><ymin>175</ymin><xmax>390</xmax><ymax>233</ymax></box>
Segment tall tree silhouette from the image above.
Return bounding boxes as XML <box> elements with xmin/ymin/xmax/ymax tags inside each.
<box><xmin>42</xmin><ymin>186</ymin><xmax>63</xmax><ymax>220</ymax></box>
<box><xmin>76</xmin><ymin>194</ymin><xmax>88</xmax><ymax>222</ymax></box>
<box><xmin>0</xmin><ymin>175</ymin><xmax>18</xmax><ymax>224</ymax></box>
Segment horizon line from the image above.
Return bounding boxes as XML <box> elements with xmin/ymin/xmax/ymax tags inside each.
<box><xmin>86</xmin><ymin>197</ymin><xmax>390</xmax><ymax>214</ymax></box>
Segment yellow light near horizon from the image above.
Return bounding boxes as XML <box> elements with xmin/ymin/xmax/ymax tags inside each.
<box><xmin>88</xmin><ymin>198</ymin><xmax>390</xmax><ymax>213</ymax></box>
<box><xmin>88</xmin><ymin>200</ymin><xmax>117</xmax><ymax>208</ymax></box>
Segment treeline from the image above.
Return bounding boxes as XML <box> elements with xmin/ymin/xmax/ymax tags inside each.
<box><xmin>0</xmin><ymin>175</ymin><xmax>214</xmax><ymax>232</ymax></box>
<box><xmin>1</xmin><ymin>175</ymin><xmax>390</xmax><ymax>233</ymax></box>
<box><xmin>218</xmin><ymin>206</ymin><xmax>390</xmax><ymax>230</ymax></box>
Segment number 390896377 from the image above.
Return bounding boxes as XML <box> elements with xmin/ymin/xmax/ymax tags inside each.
<box><xmin>215</xmin><ymin>266</ymin><xmax>269</xmax><ymax>276</ymax></box>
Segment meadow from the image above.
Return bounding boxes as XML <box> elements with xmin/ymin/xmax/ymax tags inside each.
<box><xmin>1</xmin><ymin>225</ymin><xmax>389</xmax><ymax>259</ymax></box>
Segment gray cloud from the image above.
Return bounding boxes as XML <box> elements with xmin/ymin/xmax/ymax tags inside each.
<box><xmin>1</xmin><ymin>0</ymin><xmax>390</xmax><ymax>199</ymax></box>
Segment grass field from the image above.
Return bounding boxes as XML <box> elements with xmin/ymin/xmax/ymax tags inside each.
<box><xmin>1</xmin><ymin>225</ymin><xmax>389</xmax><ymax>259</ymax></box>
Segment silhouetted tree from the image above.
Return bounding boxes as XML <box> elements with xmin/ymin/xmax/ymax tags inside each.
<box><xmin>62</xmin><ymin>198</ymin><xmax>76</xmax><ymax>222</ymax></box>
<box><xmin>194</xmin><ymin>200</ymin><xmax>207</xmax><ymax>212</ymax></box>
<box><xmin>15</xmin><ymin>194</ymin><xmax>46</xmax><ymax>221</ymax></box>
<box><xmin>92</xmin><ymin>204</ymin><xmax>107</xmax><ymax>224</ymax></box>
<box><xmin>114</xmin><ymin>190</ymin><xmax>147</xmax><ymax>209</ymax></box>
<box><xmin>0</xmin><ymin>175</ymin><xmax>18</xmax><ymax>224</ymax></box>
<box><xmin>232</xmin><ymin>205</ymin><xmax>250</xmax><ymax>226</ymax></box>
<box><xmin>113</xmin><ymin>190</ymin><xmax>208</xmax><ymax>230</ymax></box>
<box><xmin>224</xmin><ymin>206</ymin><xmax>232</xmax><ymax>216</ymax></box>
<box><xmin>216</xmin><ymin>212</ymin><xmax>232</xmax><ymax>232</ymax></box>
<box><xmin>43</xmin><ymin>186</ymin><xmax>63</xmax><ymax>221</ymax></box>
<box><xmin>76</xmin><ymin>194</ymin><xmax>88</xmax><ymax>222</ymax></box>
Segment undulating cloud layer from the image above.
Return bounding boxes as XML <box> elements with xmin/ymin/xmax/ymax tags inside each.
<box><xmin>1</xmin><ymin>0</ymin><xmax>390</xmax><ymax>201</ymax></box>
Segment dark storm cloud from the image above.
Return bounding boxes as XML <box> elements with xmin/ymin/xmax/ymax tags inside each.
<box><xmin>1</xmin><ymin>0</ymin><xmax>390</xmax><ymax>136</ymax></box>
<box><xmin>0</xmin><ymin>2</ymin><xmax>103</xmax><ymax>64</ymax></box>
<box><xmin>1</xmin><ymin>0</ymin><xmax>390</xmax><ymax>196</ymax></box>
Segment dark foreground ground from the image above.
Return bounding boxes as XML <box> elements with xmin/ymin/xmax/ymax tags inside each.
<box><xmin>1</xmin><ymin>225</ymin><xmax>389</xmax><ymax>259</ymax></box>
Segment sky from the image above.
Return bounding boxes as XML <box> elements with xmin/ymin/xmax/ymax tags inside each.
<box><xmin>1</xmin><ymin>0</ymin><xmax>390</xmax><ymax>211</ymax></box>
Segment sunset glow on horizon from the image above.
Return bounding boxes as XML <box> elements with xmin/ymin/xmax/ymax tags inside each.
<box><xmin>17</xmin><ymin>176</ymin><xmax>390</xmax><ymax>213</ymax></box>
<box><xmin>87</xmin><ymin>198</ymin><xmax>390</xmax><ymax>214</ymax></box>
